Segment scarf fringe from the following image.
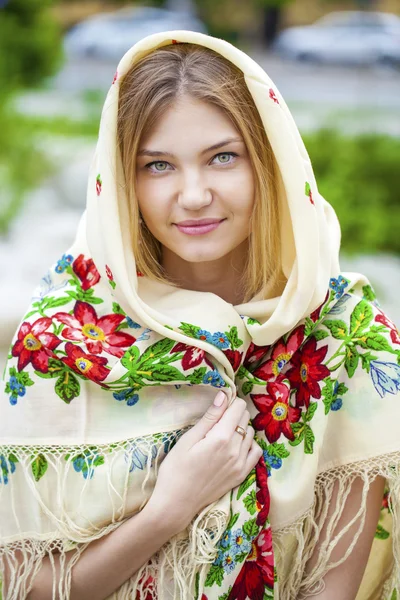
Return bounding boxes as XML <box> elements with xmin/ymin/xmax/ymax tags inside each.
<box><xmin>0</xmin><ymin>538</ymin><xmax>87</xmax><ymax>600</ymax></box>
<box><xmin>2</xmin><ymin>444</ymin><xmax>400</xmax><ymax>598</ymax></box>
<box><xmin>0</xmin><ymin>509</ymin><xmax>227</xmax><ymax>600</ymax></box>
<box><xmin>0</xmin><ymin>430</ymin><xmax>228</xmax><ymax>599</ymax></box>
<box><xmin>114</xmin><ymin>505</ymin><xmax>228</xmax><ymax>600</ymax></box>
<box><xmin>273</xmin><ymin>452</ymin><xmax>400</xmax><ymax>600</ymax></box>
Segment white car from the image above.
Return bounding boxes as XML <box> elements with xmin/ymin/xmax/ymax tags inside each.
<box><xmin>64</xmin><ymin>6</ymin><xmax>207</xmax><ymax>60</ymax></box>
<box><xmin>273</xmin><ymin>11</ymin><xmax>400</xmax><ymax>67</ymax></box>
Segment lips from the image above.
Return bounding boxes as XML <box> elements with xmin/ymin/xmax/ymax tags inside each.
<box><xmin>176</xmin><ymin>218</ymin><xmax>223</xmax><ymax>226</ymax></box>
<box><xmin>175</xmin><ymin>218</ymin><xmax>225</xmax><ymax>236</ymax></box>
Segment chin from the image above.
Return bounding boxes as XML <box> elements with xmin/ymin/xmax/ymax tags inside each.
<box><xmin>177</xmin><ymin>246</ymin><xmax>233</xmax><ymax>264</ymax></box>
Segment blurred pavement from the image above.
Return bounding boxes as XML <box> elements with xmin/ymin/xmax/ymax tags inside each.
<box><xmin>18</xmin><ymin>52</ymin><xmax>400</xmax><ymax>136</ymax></box>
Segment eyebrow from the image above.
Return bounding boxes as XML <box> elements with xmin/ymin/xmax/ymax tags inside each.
<box><xmin>137</xmin><ymin>137</ymin><xmax>244</xmax><ymax>158</ymax></box>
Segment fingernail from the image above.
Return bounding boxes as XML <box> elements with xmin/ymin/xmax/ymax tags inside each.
<box><xmin>213</xmin><ymin>391</ymin><xmax>225</xmax><ymax>407</ymax></box>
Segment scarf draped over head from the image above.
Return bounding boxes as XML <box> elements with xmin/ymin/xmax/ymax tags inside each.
<box><xmin>1</xmin><ymin>30</ymin><xmax>400</xmax><ymax>600</ymax></box>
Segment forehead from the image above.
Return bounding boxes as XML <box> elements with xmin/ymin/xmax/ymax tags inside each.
<box><xmin>141</xmin><ymin>96</ymin><xmax>240</xmax><ymax>148</ymax></box>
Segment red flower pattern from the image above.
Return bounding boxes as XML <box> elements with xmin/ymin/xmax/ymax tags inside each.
<box><xmin>251</xmin><ymin>380</ymin><xmax>301</xmax><ymax>443</ymax></box>
<box><xmin>73</xmin><ymin>254</ymin><xmax>100</xmax><ymax>291</ymax></box>
<box><xmin>255</xmin><ymin>456</ymin><xmax>270</xmax><ymax>526</ymax></box>
<box><xmin>375</xmin><ymin>310</ymin><xmax>400</xmax><ymax>345</ymax></box>
<box><xmin>310</xmin><ymin>291</ymin><xmax>329</xmax><ymax>322</ymax></box>
<box><xmin>305</xmin><ymin>181</ymin><xmax>314</xmax><ymax>205</ymax></box>
<box><xmin>171</xmin><ymin>342</ymin><xmax>204</xmax><ymax>371</ymax></box>
<box><xmin>171</xmin><ymin>342</ymin><xmax>213</xmax><ymax>371</ymax></box>
<box><xmin>252</xmin><ymin>325</ymin><xmax>305</xmax><ymax>382</ymax></box>
<box><xmin>269</xmin><ymin>88</ymin><xmax>279</xmax><ymax>104</ymax></box>
<box><xmin>224</xmin><ymin>349</ymin><xmax>243</xmax><ymax>371</ymax></box>
<box><xmin>228</xmin><ymin>528</ymin><xmax>274</xmax><ymax>600</ymax></box>
<box><xmin>112</xmin><ymin>70</ymin><xmax>118</xmax><ymax>85</ymax></box>
<box><xmin>12</xmin><ymin>318</ymin><xmax>61</xmax><ymax>373</ymax></box>
<box><xmin>243</xmin><ymin>342</ymin><xmax>268</xmax><ymax>369</ymax></box>
<box><xmin>61</xmin><ymin>342</ymin><xmax>109</xmax><ymax>383</ymax></box>
<box><xmin>96</xmin><ymin>174</ymin><xmax>102</xmax><ymax>196</ymax></box>
<box><xmin>382</xmin><ymin>490</ymin><xmax>389</xmax><ymax>511</ymax></box>
<box><xmin>105</xmin><ymin>265</ymin><xmax>114</xmax><ymax>281</ymax></box>
<box><xmin>54</xmin><ymin>301</ymin><xmax>136</xmax><ymax>358</ymax></box>
<box><xmin>286</xmin><ymin>337</ymin><xmax>330</xmax><ymax>408</ymax></box>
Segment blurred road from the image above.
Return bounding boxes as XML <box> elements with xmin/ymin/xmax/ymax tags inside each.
<box><xmin>19</xmin><ymin>51</ymin><xmax>390</xmax><ymax>136</ymax></box>
<box><xmin>52</xmin><ymin>51</ymin><xmax>400</xmax><ymax>107</ymax></box>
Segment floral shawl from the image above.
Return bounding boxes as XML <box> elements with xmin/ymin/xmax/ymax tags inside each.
<box><xmin>1</xmin><ymin>30</ymin><xmax>400</xmax><ymax>600</ymax></box>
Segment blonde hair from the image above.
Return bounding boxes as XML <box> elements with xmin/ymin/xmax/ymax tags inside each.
<box><xmin>117</xmin><ymin>43</ymin><xmax>281</xmax><ymax>302</ymax></box>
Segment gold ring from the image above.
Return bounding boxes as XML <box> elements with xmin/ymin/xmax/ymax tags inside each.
<box><xmin>235</xmin><ymin>425</ymin><xmax>247</xmax><ymax>439</ymax></box>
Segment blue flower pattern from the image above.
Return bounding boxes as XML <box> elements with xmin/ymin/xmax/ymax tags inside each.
<box><xmin>0</xmin><ymin>455</ymin><xmax>16</xmax><ymax>484</ymax></box>
<box><xmin>72</xmin><ymin>450</ymin><xmax>103</xmax><ymax>479</ymax></box>
<box><xmin>331</xmin><ymin>398</ymin><xmax>343</xmax><ymax>411</ymax></box>
<box><xmin>113</xmin><ymin>388</ymin><xmax>139</xmax><ymax>406</ymax></box>
<box><xmin>31</xmin><ymin>270</ymin><xmax>68</xmax><ymax>302</ymax></box>
<box><xmin>231</xmin><ymin>528</ymin><xmax>252</xmax><ymax>556</ymax></box>
<box><xmin>263</xmin><ymin>449</ymin><xmax>283</xmax><ymax>477</ymax></box>
<box><xmin>203</xmin><ymin>370</ymin><xmax>225</xmax><ymax>388</ymax></box>
<box><xmin>211</xmin><ymin>332</ymin><xmax>230</xmax><ymax>349</ymax></box>
<box><xmin>220</xmin><ymin>530</ymin><xmax>231</xmax><ymax>549</ymax></box>
<box><xmin>213</xmin><ymin>524</ymin><xmax>255</xmax><ymax>575</ymax></box>
<box><xmin>126</xmin><ymin>316</ymin><xmax>142</xmax><ymax>329</ymax></box>
<box><xmin>137</xmin><ymin>328</ymin><xmax>151</xmax><ymax>342</ymax></box>
<box><xmin>8</xmin><ymin>376</ymin><xmax>26</xmax><ymax>406</ymax></box>
<box><xmin>329</xmin><ymin>275</ymin><xmax>349</xmax><ymax>300</ymax></box>
<box><xmin>331</xmin><ymin>380</ymin><xmax>344</xmax><ymax>411</ymax></box>
<box><xmin>196</xmin><ymin>328</ymin><xmax>231</xmax><ymax>351</ymax></box>
<box><xmin>370</xmin><ymin>361</ymin><xmax>400</xmax><ymax>398</ymax></box>
<box><xmin>327</xmin><ymin>293</ymin><xmax>351</xmax><ymax>316</ymax></box>
<box><xmin>55</xmin><ymin>254</ymin><xmax>73</xmax><ymax>274</ymax></box>
<box><xmin>222</xmin><ymin>552</ymin><xmax>236</xmax><ymax>573</ymax></box>
<box><xmin>125</xmin><ymin>442</ymin><xmax>158</xmax><ymax>472</ymax></box>
<box><xmin>196</xmin><ymin>329</ymin><xmax>213</xmax><ymax>343</ymax></box>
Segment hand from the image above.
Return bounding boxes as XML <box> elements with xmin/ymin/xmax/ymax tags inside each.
<box><xmin>145</xmin><ymin>391</ymin><xmax>262</xmax><ymax>533</ymax></box>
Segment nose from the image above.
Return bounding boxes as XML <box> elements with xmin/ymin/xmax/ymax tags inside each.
<box><xmin>177</xmin><ymin>170</ymin><xmax>212</xmax><ymax>211</ymax></box>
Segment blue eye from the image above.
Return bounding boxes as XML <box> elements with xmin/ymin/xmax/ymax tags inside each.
<box><xmin>147</xmin><ymin>161</ymin><xmax>169</xmax><ymax>172</ymax></box>
<box><xmin>212</xmin><ymin>152</ymin><xmax>237</xmax><ymax>165</ymax></box>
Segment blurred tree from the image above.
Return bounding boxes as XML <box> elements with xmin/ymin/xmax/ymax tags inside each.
<box><xmin>193</xmin><ymin>0</ymin><xmax>294</xmax><ymax>45</ymax></box>
<box><xmin>0</xmin><ymin>0</ymin><xmax>63</xmax><ymax>89</ymax></box>
<box><xmin>0</xmin><ymin>0</ymin><xmax>62</xmax><ymax>234</ymax></box>
<box><xmin>254</xmin><ymin>0</ymin><xmax>293</xmax><ymax>45</ymax></box>
<box><xmin>304</xmin><ymin>130</ymin><xmax>400</xmax><ymax>255</ymax></box>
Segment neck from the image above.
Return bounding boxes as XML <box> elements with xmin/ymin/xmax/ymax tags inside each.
<box><xmin>162</xmin><ymin>241</ymin><xmax>249</xmax><ymax>305</ymax></box>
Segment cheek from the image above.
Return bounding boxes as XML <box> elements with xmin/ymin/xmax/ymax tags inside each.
<box><xmin>220</xmin><ymin>166</ymin><xmax>255</xmax><ymax>217</ymax></box>
<box><xmin>136</xmin><ymin>176</ymin><xmax>172</xmax><ymax>228</ymax></box>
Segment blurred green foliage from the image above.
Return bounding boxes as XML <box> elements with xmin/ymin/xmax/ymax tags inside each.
<box><xmin>0</xmin><ymin>101</ymin><xmax>52</xmax><ymax>235</ymax></box>
<box><xmin>303</xmin><ymin>130</ymin><xmax>400</xmax><ymax>255</ymax></box>
<box><xmin>0</xmin><ymin>0</ymin><xmax>62</xmax><ymax>88</ymax></box>
<box><xmin>0</xmin><ymin>0</ymin><xmax>63</xmax><ymax>235</ymax></box>
<box><xmin>193</xmin><ymin>0</ymin><xmax>292</xmax><ymax>43</ymax></box>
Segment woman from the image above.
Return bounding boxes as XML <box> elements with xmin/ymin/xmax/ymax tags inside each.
<box><xmin>1</xmin><ymin>30</ymin><xmax>399</xmax><ymax>600</ymax></box>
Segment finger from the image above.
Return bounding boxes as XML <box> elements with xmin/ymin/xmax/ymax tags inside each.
<box><xmin>232</xmin><ymin>410</ymin><xmax>250</xmax><ymax>446</ymax></box>
<box><xmin>239</xmin><ymin>425</ymin><xmax>255</xmax><ymax>458</ymax></box>
<box><xmin>211</xmin><ymin>397</ymin><xmax>247</xmax><ymax>439</ymax></box>
<box><xmin>183</xmin><ymin>391</ymin><xmax>228</xmax><ymax>446</ymax></box>
<box><xmin>244</xmin><ymin>441</ymin><xmax>263</xmax><ymax>473</ymax></box>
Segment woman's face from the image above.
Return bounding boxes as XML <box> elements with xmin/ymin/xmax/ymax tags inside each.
<box><xmin>135</xmin><ymin>96</ymin><xmax>255</xmax><ymax>267</ymax></box>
